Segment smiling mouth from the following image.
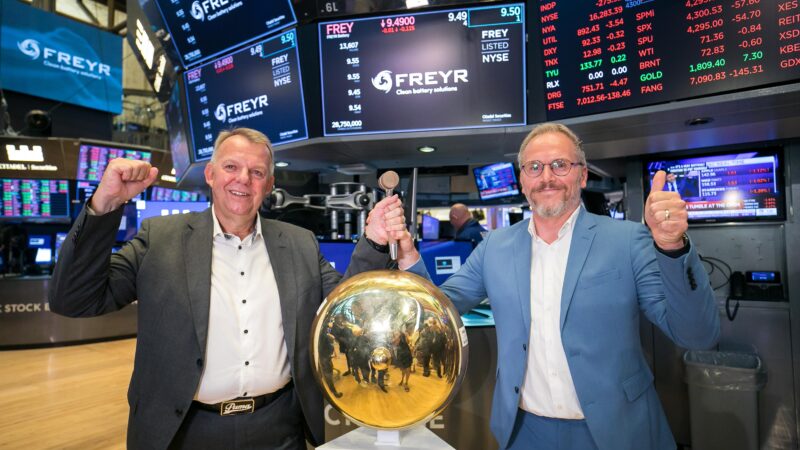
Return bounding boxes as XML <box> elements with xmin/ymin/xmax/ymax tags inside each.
<box><xmin>228</xmin><ymin>190</ymin><xmax>250</xmax><ymax>197</ymax></box>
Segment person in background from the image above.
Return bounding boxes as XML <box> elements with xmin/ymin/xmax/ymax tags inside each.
<box><xmin>449</xmin><ymin>203</ymin><xmax>486</xmax><ymax>243</ymax></box>
<box><xmin>48</xmin><ymin>127</ymin><xmax>409</xmax><ymax>450</ymax></box>
<box><xmin>393</xmin><ymin>122</ymin><xmax>719</xmax><ymax>450</ymax></box>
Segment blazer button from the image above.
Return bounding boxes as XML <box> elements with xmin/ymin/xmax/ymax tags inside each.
<box><xmin>196</xmin><ymin>358</ymin><xmax>203</xmax><ymax>367</ymax></box>
<box><xmin>175</xmin><ymin>408</ymin><xmax>183</xmax><ymax>416</ymax></box>
<box><xmin>514</xmin><ymin>386</ymin><xmax>519</xmax><ymax>394</ymax></box>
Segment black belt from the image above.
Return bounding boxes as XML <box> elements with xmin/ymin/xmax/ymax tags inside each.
<box><xmin>193</xmin><ymin>381</ymin><xmax>293</xmax><ymax>416</ymax></box>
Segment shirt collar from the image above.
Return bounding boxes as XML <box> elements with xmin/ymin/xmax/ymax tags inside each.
<box><xmin>528</xmin><ymin>205</ymin><xmax>582</xmax><ymax>241</ymax></box>
<box><xmin>211</xmin><ymin>205</ymin><xmax>263</xmax><ymax>241</ymax></box>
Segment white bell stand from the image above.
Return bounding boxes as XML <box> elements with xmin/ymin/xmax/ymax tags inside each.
<box><xmin>318</xmin><ymin>426</ymin><xmax>454</xmax><ymax>449</ymax></box>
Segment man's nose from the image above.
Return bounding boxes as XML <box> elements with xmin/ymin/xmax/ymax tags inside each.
<box><xmin>237</xmin><ymin>168</ymin><xmax>251</xmax><ymax>184</ymax></box>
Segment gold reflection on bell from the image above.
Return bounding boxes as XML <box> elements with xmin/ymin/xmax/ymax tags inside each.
<box><xmin>310</xmin><ymin>270</ymin><xmax>469</xmax><ymax>430</ymax></box>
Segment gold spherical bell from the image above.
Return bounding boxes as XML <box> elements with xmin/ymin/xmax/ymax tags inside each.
<box><xmin>310</xmin><ymin>270</ymin><xmax>469</xmax><ymax>430</ymax></box>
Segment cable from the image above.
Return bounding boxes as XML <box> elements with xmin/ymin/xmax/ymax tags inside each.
<box><xmin>699</xmin><ymin>254</ymin><xmax>733</xmax><ymax>290</ymax></box>
<box><xmin>726</xmin><ymin>297</ymin><xmax>740</xmax><ymax>321</ymax></box>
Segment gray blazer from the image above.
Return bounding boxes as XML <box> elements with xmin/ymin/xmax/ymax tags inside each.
<box><xmin>49</xmin><ymin>206</ymin><xmax>389</xmax><ymax>449</ymax></box>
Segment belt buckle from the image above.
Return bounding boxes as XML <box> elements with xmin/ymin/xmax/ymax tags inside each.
<box><xmin>219</xmin><ymin>398</ymin><xmax>255</xmax><ymax>416</ymax></box>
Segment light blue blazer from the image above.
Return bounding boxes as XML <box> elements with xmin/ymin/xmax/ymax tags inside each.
<box><xmin>408</xmin><ymin>208</ymin><xmax>720</xmax><ymax>450</ymax></box>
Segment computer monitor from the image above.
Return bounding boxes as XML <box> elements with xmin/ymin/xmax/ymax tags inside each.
<box><xmin>318</xmin><ymin>241</ymin><xmax>357</xmax><ymax>275</ymax></box>
<box><xmin>1</xmin><ymin>179</ymin><xmax>70</xmax><ymax>220</ymax></box>
<box><xmin>77</xmin><ymin>144</ymin><xmax>152</xmax><ymax>181</ymax></box>
<box><xmin>135</xmin><ymin>200</ymin><xmax>210</xmax><ymax>222</ymax></box>
<box><xmin>54</xmin><ymin>232</ymin><xmax>67</xmax><ymax>262</ymax></box>
<box><xmin>418</xmin><ymin>240</ymin><xmax>474</xmax><ymax>286</ymax></box>
<box><xmin>474</xmin><ymin>162</ymin><xmax>520</xmax><ymax>201</ymax></box>
<box><xmin>28</xmin><ymin>235</ymin><xmax>53</xmax><ymax>265</ymax></box>
<box><xmin>644</xmin><ymin>148</ymin><xmax>786</xmax><ymax>223</ymax></box>
<box><xmin>421</xmin><ymin>214</ymin><xmax>440</xmax><ymax>241</ymax></box>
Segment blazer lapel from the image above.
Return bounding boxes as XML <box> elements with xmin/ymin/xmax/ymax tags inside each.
<box><xmin>514</xmin><ymin>221</ymin><xmax>533</xmax><ymax>337</ymax></box>
<box><xmin>261</xmin><ymin>220</ymin><xmax>298</xmax><ymax>359</ymax></box>
<box><xmin>560</xmin><ymin>209</ymin><xmax>596</xmax><ymax>331</ymax></box>
<box><xmin>184</xmin><ymin>210</ymin><xmax>213</xmax><ymax>353</ymax></box>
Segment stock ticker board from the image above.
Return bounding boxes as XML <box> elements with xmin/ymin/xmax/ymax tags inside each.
<box><xmin>319</xmin><ymin>4</ymin><xmax>527</xmax><ymax>135</ymax></box>
<box><xmin>536</xmin><ymin>0</ymin><xmax>800</xmax><ymax>119</ymax></box>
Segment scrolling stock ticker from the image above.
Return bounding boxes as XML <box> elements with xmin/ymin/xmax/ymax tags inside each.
<box><xmin>537</xmin><ymin>0</ymin><xmax>800</xmax><ymax>119</ymax></box>
<box><xmin>319</xmin><ymin>4</ymin><xmax>526</xmax><ymax>135</ymax></box>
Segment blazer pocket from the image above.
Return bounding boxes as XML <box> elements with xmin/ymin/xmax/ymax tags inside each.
<box><xmin>578</xmin><ymin>268</ymin><xmax>621</xmax><ymax>288</ymax></box>
<box><xmin>622</xmin><ymin>368</ymin><xmax>654</xmax><ymax>402</ymax></box>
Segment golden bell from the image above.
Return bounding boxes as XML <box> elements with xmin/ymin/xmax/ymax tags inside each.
<box><xmin>310</xmin><ymin>270</ymin><xmax>469</xmax><ymax>430</ymax></box>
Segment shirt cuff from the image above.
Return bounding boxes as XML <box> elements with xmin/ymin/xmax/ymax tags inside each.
<box><xmin>655</xmin><ymin>235</ymin><xmax>691</xmax><ymax>258</ymax></box>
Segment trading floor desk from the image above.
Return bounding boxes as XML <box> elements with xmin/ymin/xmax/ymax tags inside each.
<box><xmin>0</xmin><ymin>276</ymin><xmax>137</xmax><ymax>348</ymax></box>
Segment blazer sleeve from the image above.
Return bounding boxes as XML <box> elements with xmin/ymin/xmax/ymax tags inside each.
<box><xmin>48</xmin><ymin>206</ymin><xmax>145</xmax><ymax>317</ymax></box>
<box><xmin>631</xmin><ymin>225</ymin><xmax>720</xmax><ymax>349</ymax></box>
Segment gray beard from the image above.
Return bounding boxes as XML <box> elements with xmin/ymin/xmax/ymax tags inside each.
<box><xmin>532</xmin><ymin>199</ymin><xmax>571</xmax><ymax>218</ymax></box>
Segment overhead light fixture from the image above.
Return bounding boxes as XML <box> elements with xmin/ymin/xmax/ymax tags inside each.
<box><xmin>685</xmin><ymin>117</ymin><xmax>713</xmax><ymax>126</ymax></box>
<box><xmin>417</xmin><ymin>145</ymin><xmax>436</xmax><ymax>153</ymax></box>
<box><xmin>275</xmin><ymin>161</ymin><xmax>290</xmax><ymax>168</ymax></box>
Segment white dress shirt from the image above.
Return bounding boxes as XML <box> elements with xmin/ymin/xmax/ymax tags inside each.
<box><xmin>519</xmin><ymin>206</ymin><xmax>585</xmax><ymax>419</ymax></box>
<box><xmin>194</xmin><ymin>207</ymin><xmax>291</xmax><ymax>403</ymax></box>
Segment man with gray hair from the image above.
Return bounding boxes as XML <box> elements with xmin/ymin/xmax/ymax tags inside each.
<box><xmin>393</xmin><ymin>122</ymin><xmax>719</xmax><ymax>449</ymax></box>
<box><xmin>50</xmin><ymin>128</ymin><xmax>409</xmax><ymax>449</ymax></box>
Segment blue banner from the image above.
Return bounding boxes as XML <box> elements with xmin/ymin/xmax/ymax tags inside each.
<box><xmin>0</xmin><ymin>1</ymin><xmax>122</xmax><ymax>114</ymax></box>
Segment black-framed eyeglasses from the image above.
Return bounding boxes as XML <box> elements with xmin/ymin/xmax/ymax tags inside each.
<box><xmin>520</xmin><ymin>159</ymin><xmax>584</xmax><ymax>178</ymax></box>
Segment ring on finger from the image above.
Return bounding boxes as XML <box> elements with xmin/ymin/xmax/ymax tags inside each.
<box><xmin>664</xmin><ymin>209</ymin><xmax>670</xmax><ymax>221</ymax></box>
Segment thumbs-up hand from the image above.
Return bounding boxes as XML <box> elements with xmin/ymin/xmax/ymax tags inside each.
<box><xmin>645</xmin><ymin>170</ymin><xmax>688</xmax><ymax>251</ymax></box>
<box><xmin>89</xmin><ymin>158</ymin><xmax>159</xmax><ymax>215</ymax></box>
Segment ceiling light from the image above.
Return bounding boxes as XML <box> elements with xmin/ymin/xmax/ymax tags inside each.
<box><xmin>275</xmin><ymin>161</ymin><xmax>290</xmax><ymax>168</ymax></box>
<box><xmin>685</xmin><ymin>117</ymin><xmax>713</xmax><ymax>126</ymax></box>
<box><xmin>417</xmin><ymin>145</ymin><xmax>436</xmax><ymax>153</ymax></box>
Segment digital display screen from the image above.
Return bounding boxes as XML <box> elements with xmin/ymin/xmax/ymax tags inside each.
<box><xmin>136</xmin><ymin>200</ymin><xmax>210</xmax><ymax>222</ymax></box>
<box><xmin>150</xmin><ymin>186</ymin><xmax>208</xmax><ymax>202</ymax></box>
<box><xmin>749</xmin><ymin>271</ymin><xmax>779</xmax><ymax>283</ymax></box>
<box><xmin>319</xmin><ymin>4</ymin><xmax>526</xmax><ymax>135</ymax></box>
<box><xmin>419</xmin><ymin>240</ymin><xmax>474</xmax><ymax>286</ymax></box>
<box><xmin>54</xmin><ymin>232</ymin><xmax>67</xmax><ymax>262</ymax></box>
<box><xmin>474</xmin><ymin>162</ymin><xmax>520</xmax><ymax>201</ymax></box>
<box><xmin>127</xmin><ymin>0</ymin><xmax>178</xmax><ymax>101</ymax></box>
<box><xmin>421</xmin><ymin>214</ymin><xmax>440</xmax><ymax>240</ymax></box>
<box><xmin>28</xmin><ymin>235</ymin><xmax>51</xmax><ymax>248</ymax></box>
<box><xmin>117</xmin><ymin>203</ymin><xmax>139</xmax><ymax>242</ymax></box>
<box><xmin>165</xmin><ymin>82</ymin><xmax>192</xmax><ymax>179</ymax></box>
<box><xmin>1</xmin><ymin>179</ymin><xmax>70</xmax><ymax>219</ymax></box>
<box><xmin>0</xmin><ymin>0</ymin><xmax>122</xmax><ymax>113</ymax></box>
<box><xmin>154</xmin><ymin>0</ymin><xmax>296</xmax><ymax>67</ymax></box>
<box><xmin>77</xmin><ymin>144</ymin><xmax>153</xmax><ymax>181</ymax></box>
<box><xmin>318</xmin><ymin>241</ymin><xmax>357</xmax><ymax>274</ymax></box>
<box><xmin>644</xmin><ymin>149</ymin><xmax>785</xmax><ymax>223</ymax></box>
<box><xmin>536</xmin><ymin>0</ymin><xmax>800</xmax><ymax>119</ymax></box>
<box><xmin>184</xmin><ymin>29</ymin><xmax>309</xmax><ymax>161</ymax></box>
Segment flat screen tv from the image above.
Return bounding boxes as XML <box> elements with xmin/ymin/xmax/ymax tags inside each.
<box><xmin>165</xmin><ymin>80</ymin><xmax>192</xmax><ymax>180</ymax></box>
<box><xmin>135</xmin><ymin>200</ymin><xmax>210</xmax><ymax>222</ymax></box>
<box><xmin>318</xmin><ymin>4</ymin><xmax>526</xmax><ymax>135</ymax></box>
<box><xmin>0</xmin><ymin>179</ymin><xmax>70</xmax><ymax>220</ymax></box>
<box><xmin>184</xmin><ymin>29</ymin><xmax>308</xmax><ymax>161</ymax></box>
<box><xmin>153</xmin><ymin>0</ymin><xmax>296</xmax><ymax>68</ymax></box>
<box><xmin>644</xmin><ymin>149</ymin><xmax>785</xmax><ymax>223</ymax></box>
<box><xmin>150</xmin><ymin>186</ymin><xmax>207</xmax><ymax>202</ymax></box>
<box><xmin>474</xmin><ymin>162</ymin><xmax>520</xmax><ymax>201</ymax></box>
<box><xmin>421</xmin><ymin>214</ymin><xmax>440</xmax><ymax>240</ymax></box>
<box><xmin>77</xmin><ymin>144</ymin><xmax>153</xmax><ymax>181</ymax></box>
<box><xmin>535</xmin><ymin>1</ymin><xmax>800</xmax><ymax>120</ymax></box>
<box><xmin>0</xmin><ymin>0</ymin><xmax>122</xmax><ymax>113</ymax></box>
<box><xmin>318</xmin><ymin>241</ymin><xmax>357</xmax><ymax>274</ymax></box>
